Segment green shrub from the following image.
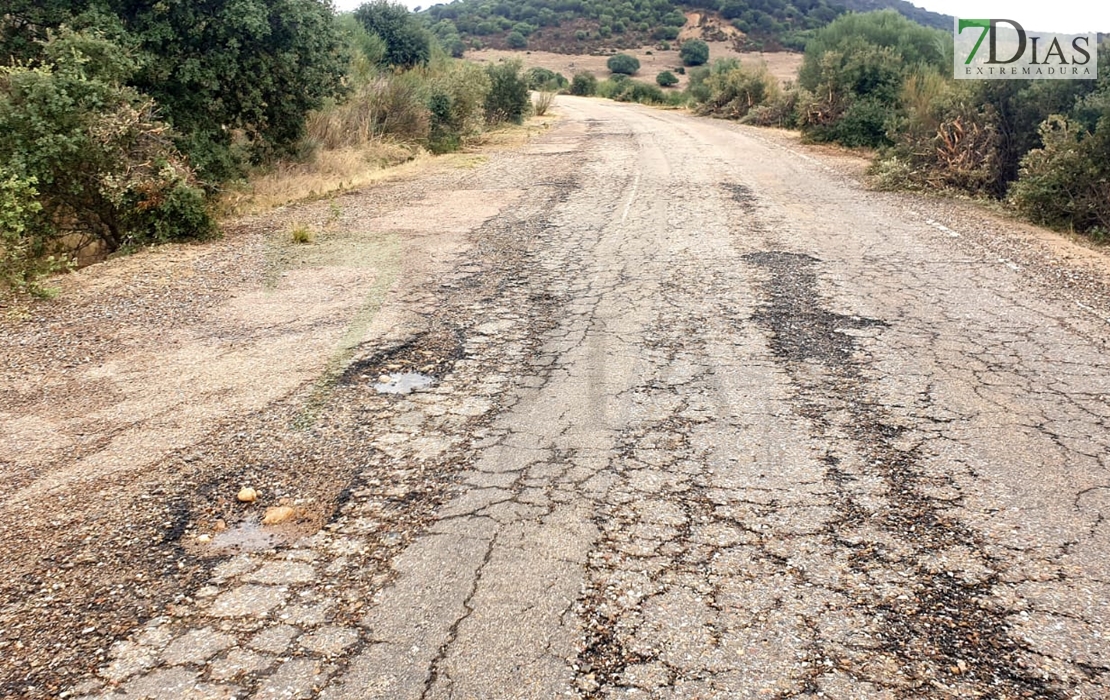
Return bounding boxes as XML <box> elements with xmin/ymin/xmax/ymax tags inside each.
<box><xmin>338</xmin><ymin>15</ymin><xmax>388</xmax><ymax>76</ymax></box>
<box><xmin>424</xmin><ymin>62</ymin><xmax>490</xmax><ymax>153</ymax></box>
<box><xmin>653</xmin><ymin>26</ymin><xmax>680</xmax><ymax>41</ymax></box>
<box><xmin>680</xmin><ymin>39</ymin><xmax>709</xmax><ymax>67</ymax></box>
<box><xmin>686</xmin><ymin>60</ymin><xmax>737</xmax><ymax>104</ymax></box>
<box><xmin>599</xmin><ymin>79</ymin><xmax>665</xmax><ymax>104</ymax></box>
<box><xmin>794</xmin><ymin>11</ymin><xmax>948</xmax><ymax>149</ymax></box>
<box><xmin>118</xmin><ymin>0</ymin><xmax>346</xmax><ymax>183</ymax></box>
<box><xmin>664</xmin><ymin>89</ymin><xmax>688</xmax><ymax>106</ymax></box>
<box><xmin>527</xmin><ymin>67</ymin><xmax>568</xmax><ymax>91</ymax></box>
<box><xmin>743</xmin><ymin>89</ymin><xmax>800</xmax><ymax>128</ymax></box>
<box><xmin>872</xmin><ymin>72</ymin><xmax>1001</xmax><ymax>193</ymax></box>
<box><xmin>656</xmin><ymin>71</ymin><xmax>679</xmax><ymax>87</ymax></box>
<box><xmin>484</xmin><ymin>60</ymin><xmax>531</xmax><ymax>124</ymax></box>
<box><xmin>797</xmin><ymin>44</ymin><xmax>904</xmax><ymax>147</ymax></box>
<box><xmin>595</xmin><ymin>78</ymin><xmax>622</xmax><ymax>99</ymax></box>
<box><xmin>607</xmin><ymin>53</ymin><xmax>641</xmax><ymax>75</ymax></box>
<box><xmin>0</xmin><ymin>29</ymin><xmax>214</xmax><ymax>266</ymax></box>
<box><xmin>355</xmin><ymin>0</ymin><xmax>433</xmax><ymax>68</ymax></box>
<box><xmin>686</xmin><ymin>65</ymin><xmax>712</xmax><ymax>103</ymax></box>
<box><xmin>0</xmin><ymin>169</ymin><xmax>63</xmax><ymax>295</ymax></box>
<box><xmin>505</xmin><ymin>31</ymin><xmax>528</xmax><ymax>49</ymax></box>
<box><xmin>1010</xmin><ymin>115</ymin><xmax>1110</xmax><ymax>236</ymax></box>
<box><xmin>696</xmin><ymin>64</ymin><xmax>779</xmax><ymax>120</ymax></box>
<box><xmin>798</xmin><ymin>11</ymin><xmax>947</xmax><ymax>92</ymax></box>
<box><xmin>575</xmin><ymin>30</ymin><xmax>589</xmax><ymax>41</ymax></box>
<box><xmin>0</xmin><ymin>1</ymin><xmax>344</xmax><ymax>183</ymax></box>
<box><xmin>570</xmin><ymin>72</ymin><xmax>598</xmax><ymax>96</ymax></box>
<box><xmin>823</xmin><ymin>97</ymin><xmax>890</xmax><ymax>147</ymax></box>
<box><xmin>624</xmin><ymin>81</ymin><xmax>665</xmax><ymax>104</ymax></box>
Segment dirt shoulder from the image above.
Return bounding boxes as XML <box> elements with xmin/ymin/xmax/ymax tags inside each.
<box><xmin>0</xmin><ymin>118</ymin><xmax>551</xmax><ymax>697</ymax></box>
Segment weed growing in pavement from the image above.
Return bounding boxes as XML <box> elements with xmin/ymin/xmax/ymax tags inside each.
<box><xmin>290</xmin><ymin>223</ymin><xmax>315</xmax><ymax>244</ymax></box>
<box><xmin>533</xmin><ymin>91</ymin><xmax>556</xmax><ymax>116</ymax></box>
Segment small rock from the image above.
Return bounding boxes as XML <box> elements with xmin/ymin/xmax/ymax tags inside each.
<box><xmin>197</xmin><ymin>534</ymin><xmax>212</xmax><ymax>543</ymax></box>
<box><xmin>237</xmin><ymin>488</ymin><xmax>258</xmax><ymax>503</ymax></box>
<box><xmin>263</xmin><ymin>506</ymin><xmax>296</xmax><ymax>525</ymax></box>
<box><xmin>214</xmin><ymin>519</ymin><xmax>227</xmax><ymax>532</ymax></box>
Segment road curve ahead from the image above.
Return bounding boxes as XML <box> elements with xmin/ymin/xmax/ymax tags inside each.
<box><xmin>15</xmin><ymin>96</ymin><xmax>1110</xmax><ymax>699</ymax></box>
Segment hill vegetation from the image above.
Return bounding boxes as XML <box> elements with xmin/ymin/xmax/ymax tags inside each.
<box><xmin>680</xmin><ymin>11</ymin><xmax>1110</xmax><ymax>238</ymax></box>
<box><xmin>836</xmin><ymin>0</ymin><xmax>950</xmax><ymax>30</ymax></box>
<box><xmin>424</xmin><ymin>0</ymin><xmax>846</xmax><ymax>53</ymax></box>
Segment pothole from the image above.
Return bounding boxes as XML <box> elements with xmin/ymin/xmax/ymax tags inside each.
<box><xmin>202</xmin><ymin>514</ymin><xmax>317</xmax><ymax>555</ymax></box>
<box><xmin>372</xmin><ymin>372</ymin><xmax>436</xmax><ymax>394</ymax></box>
<box><xmin>208</xmin><ymin>518</ymin><xmax>281</xmax><ymax>553</ymax></box>
<box><xmin>340</xmin><ymin>326</ymin><xmax>464</xmax><ymax>387</ymax></box>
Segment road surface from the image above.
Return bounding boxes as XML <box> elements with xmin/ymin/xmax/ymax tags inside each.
<box><xmin>2</xmin><ymin>96</ymin><xmax>1110</xmax><ymax>699</ymax></box>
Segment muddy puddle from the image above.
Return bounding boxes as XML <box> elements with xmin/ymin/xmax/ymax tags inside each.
<box><xmin>208</xmin><ymin>518</ymin><xmax>283</xmax><ymax>553</ymax></box>
<box><xmin>373</xmin><ymin>372</ymin><xmax>435</xmax><ymax>394</ymax></box>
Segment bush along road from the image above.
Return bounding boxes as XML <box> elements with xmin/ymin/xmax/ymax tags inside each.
<box><xmin>3</xmin><ymin>97</ymin><xmax>1110</xmax><ymax>699</ymax></box>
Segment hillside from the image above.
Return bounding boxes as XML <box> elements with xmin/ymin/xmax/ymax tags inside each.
<box><xmin>837</xmin><ymin>0</ymin><xmax>950</xmax><ymax>30</ymax></box>
<box><xmin>423</xmin><ymin>0</ymin><xmax>846</xmax><ymax>54</ymax></box>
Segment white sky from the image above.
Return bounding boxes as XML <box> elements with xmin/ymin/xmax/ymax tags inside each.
<box><xmin>914</xmin><ymin>0</ymin><xmax>1108</xmax><ymax>34</ymax></box>
<box><xmin>334</xmin><ymin>0</ymin><xmax>1109</xmax><ymax>35</ymax></box>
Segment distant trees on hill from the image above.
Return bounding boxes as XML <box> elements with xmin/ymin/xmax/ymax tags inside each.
<box><xmin>423</xmin><ymin>0</ymin><xmax>846</xmax><ymax>53</ymax></box>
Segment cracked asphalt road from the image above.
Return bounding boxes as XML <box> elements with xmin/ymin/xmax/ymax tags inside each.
<box><xmin>4</xmin><ymin>96</ymin><xmax>1110</xmax><ymax>699</ymax></box>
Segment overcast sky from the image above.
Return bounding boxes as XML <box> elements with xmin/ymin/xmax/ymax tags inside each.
<box><xmin>913</xmin><ymin>0</ymin><xmax>1108</xmax><ymax>34</ymax></box>
<box><xmin>332</xmin><ymin>0</ymin><xmax>1108</xmax><ymax>35</ymax></box>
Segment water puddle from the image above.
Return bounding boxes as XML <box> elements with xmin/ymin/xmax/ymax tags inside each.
<box><xmin>373</xmin><ymin>372</ymin><xmax>435</xmax><ymax>394</ymax></box>
<box><xmin>209</xmin><ymin>518</ymin><xmax>279</xmax><ymax>553</ymax></box>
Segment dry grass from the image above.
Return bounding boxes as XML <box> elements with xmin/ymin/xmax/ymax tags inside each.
<box><xmin>306</xmin><ymin>75</ymin><xmax>430</xmax><ymax>149</ymax></box>
<box><xmin>216</xmin><ymin>112</ymin><xmax>557</xmax><ymax>219</ymax></box>
<box><xmin>533</xmin><ymin>91</ymin><xmax>556</xmax><ymax>116</ymax></box>
<box><xmin>289</xmin><ymin>222</ymin><xmax>315</xmax><ymax>244</ymax></box>
<box><xmin>217</xmin><ymin>142</ymin><xmax>422</xmax><ymax>217</ymax></box>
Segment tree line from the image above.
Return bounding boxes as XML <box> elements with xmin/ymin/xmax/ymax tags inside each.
<box><xmin>686</xmin><ymin>11</ymin><xmax>1110</xmax><ymax>237</ymax></box>
<box><xmin>424</xmin><ymin>0</ymin><xmax>845</xmax><ymax>53</ymax></box>
<box><xmin>1</xmin><ymin>0</ymin><xmax>534</xmax><ymax>294</ymax></box>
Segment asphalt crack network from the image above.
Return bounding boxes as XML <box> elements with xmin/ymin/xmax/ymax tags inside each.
<box><xmin>743</xmin><ymin>251</ymin><xmax>1068</xmax><ymax>699</ymax></box>
<box><xmin>20</xmin><ymin>141</ymin><xmax>583</xmax><ymax>699</ymax></box>
<box><xmin>6</xmin><ymin>96</ymin><xmax>1110</xmax><ymax>700</ymax></box>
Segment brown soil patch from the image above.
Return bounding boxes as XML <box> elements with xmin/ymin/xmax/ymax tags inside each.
<box><xmin>679</xmin><ymin>11</ymin><xmax>742</xmax><ymax>41</ymax></box>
